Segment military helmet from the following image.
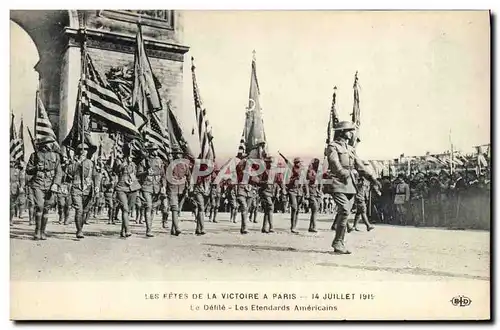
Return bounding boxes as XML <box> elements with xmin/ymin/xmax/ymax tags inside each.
<box><xmin>334</xmin><ymin>121</ymin><xmax>355</xmax><ymax>131</ymax></box>
<box><xmin>76</xmin><ymin>142</ymin><xmax>89</xmax><ymax>150</ymax></box>
<box><xmin>265</xmin><ymin>155</ymin><xmax>275</xmax><ymax>163</ymax></box>
<box><xmin>293</xmin><ymin>157</ymin><xmax>302</xmax><ymax>164</ymax></box>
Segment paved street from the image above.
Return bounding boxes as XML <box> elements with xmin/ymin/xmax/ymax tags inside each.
<box><xmin>10</xmin><ymin>212</ymin><xmax>489</xmax><ymax>283</ymax></box>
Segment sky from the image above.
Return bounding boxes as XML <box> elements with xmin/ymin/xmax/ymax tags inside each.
<box><xmin>10</xmin><ymin>11</ymin><xmax>490</xmax><ymax>162</ymax></box>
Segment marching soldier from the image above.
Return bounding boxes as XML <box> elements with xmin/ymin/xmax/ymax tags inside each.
<box><xmin>10</xmin><ymin>159</ymin><xmax>25</xmax><ymax>225</ymax></box>
<box><xmin>286</xmin><ymin>157</ymin><xmax>306</xmax><ymax>234</ymax></box>
<box><xmin>248</xmin><ymin>185</ymin><xmax>259</xmax><ymax>223</ymax></box>
<box><xmin>25</xmin><ymin>157</ymin><xmax>35</xmax><ymax>226</ymax></box>
<box><xmin>101</xmin><ymin>162</ymin><xmax>117</xmax><ymax>224</ymax></box>
<box><xmin>258</xmin><ymin>156</ymin><xmax>276</xmax><ymax>233</ymax></box>
<box><xmin>325</xmin><ymin>121</ymin><xmax>380</xmax><ymax>254</ymax></box>
<box><xmin>410</xmin><ymin>172</ymin><xmax>428</xmax><ymax>227</ymax></box>
<box><xmin>57</xmin><ymin>153</ymin><xmax>72</xmax><ymax>225</ymax></box>
<box><xmin>67</xmin><ymin>142</ymin><xmax>99</xmax><ymax>239</ymax></box>
<box><xmin>226</xmin><ymin>177</ymin><xmax>238</xmax><ymax>223</ymax></box>
<box><xmin>114</xmin><ymin>143</ymin><xmax>142</xmax><ymax>238</ymax></box>
<box><xmin>236</xmin><ymin>158</ymin><xmax>252</xmax><ymax>234</ymax></box>
<box><xmin>208</xmin><ymin>169</ymin><xmax>222</xmax><ymax>223</ymax></box>
<box><xmin>306</xmin><ymin>158</ymin><xmax>323</xmax><ymax>233</ymax></box>
<box><xmin>349</xmin><ymin>166</ymin><xmax>375</xmax><ymax>232</ymax></box>
<box><xmin>25</xmin><ymin>140</ymin><xmax>62</xmax><ymax>240</ymax></box>
<box><xmin>137</xmin><ymin>143</ymin><xmax>166</xmax><ymax>237</ymax></box>
<box><xmin>166</xmin><ymin>155</ymin><xmax>192</xmax><ymax>236</ymax></box>
<box><xmin>192</xmin><ymin>162</ymin><xmax>211</xmax><ymax>235</ymax></box>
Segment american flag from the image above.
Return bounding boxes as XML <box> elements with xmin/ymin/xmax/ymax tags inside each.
<box><xmin>10</xmin><ymin>113</ymin><xmax>23</xmax><ymax>163</ymax></box>
<box><xmin>326</xmin><ymin>86</ymin><xmax>339</xmax><ymax>146</ymax></box>
<box><xmin>143</xmin><ymin>112</ymin><xmax>170</xmax><ymax>161</ymax></box>
<box><xmin>191</xmin><ymin>57</ymin><xmax>215</xmax><ymax>161</ymax></box>
<box><xmin>84</xmin><ymin>52</ymin><xmax>141</xmax><ymax>136</ymax></box>
<box><xmin>35</xmin><ymin>91</ymin><xmax>58</xmax><ymax>145</ymax></box>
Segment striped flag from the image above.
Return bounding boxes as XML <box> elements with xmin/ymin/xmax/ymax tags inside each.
<box><xmin>132</xmin><ymin>24</ymin><xmax>162</xmax><ymax>122</ymax></box>
<box><xmin>166</xmin><ymin>101</ymin><xmax>194</xmax><ymax>160</ymax></box>
<box><xmin>35</xmin><ymin>91</ymin><xmax>58</xmax><ymax>145</ymax></box>
<box><xmin>84</xmin><ymin>53</ymin><xmax>141</xmax><ymax>136</ymax></box>
<box><xmin>143</xmin><ymin>112</ymin><xmax>170</xmax><ymax>161</ymax></box>
<box><xmin>326</xmin><ymin>86</ymin><xmax>339</xmax><ymax>146</ymax></box>
<box><xmin>191</xmin><ymin>57</ymin><xmax>215</xmax><ymax>161</ymax></box>
<box><xmin>18</xmin><ymin>116</ymin><xmax>25</xmax><ymax>162</ymax></box>
<box><xmin>350</xmin><ymin>71</ymin><xmax>360</xmax><ymax>146</ymax></box>
<box><xmin>10</xmin><ymin>113</ymin><xmax>23</xmax><ymax>163</ymax></box>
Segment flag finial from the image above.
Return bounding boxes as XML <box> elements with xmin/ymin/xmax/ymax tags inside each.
<box><xmin>252</xmin><ymin>50</ymin><xmax>256</xmax><ymax>61</ymax></box>
<box><xmin>191</xmin><ymin>56</ymin><xmax>195</xmax><ymax>71</ymax></box>
<box><xmin>333</xmin><ymin>86</ymin><xmax>337</xmax><ymax>92</ymax></box>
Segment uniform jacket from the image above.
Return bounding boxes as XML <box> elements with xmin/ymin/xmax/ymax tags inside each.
<box><xmin>138</xmin><ymin>156</ymin><xmax>165</xmax><ymax>194</ymax></box>
<box><xmin>25</xmin><ymin>150</ymin><xmax>62</xmax><ymax>190</ymax></box>
<box><xmin>114</xmin><ymin>158</ymin><xmax>141</xmax><ymax>192</ymax></box>
<box><xmin>68</xmin><ymin>157</ymin><xmax>99</xmax><ymax>195</ymax></box>
<box><xmin>325</xmin><ymin>139</ymin><xmax>376</xmax><ymax>194</ymax></box>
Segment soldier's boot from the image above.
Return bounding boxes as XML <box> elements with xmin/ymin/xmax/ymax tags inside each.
<box><xmin>18</xmin><ymin>205</ymin><xmax>24</xmax><ymax>219</ymax></box>
<box><xmin>308</xmin><ymin>211</ymin><xmax>317</xmax><ymax>233</ymax></box>
<box><xmin>75</xmin><ymin>212</ymin><xmax>84</xmax><ymax>239</ymax></box>
<box><xmin>137</xmin><ymin>208</ymin><xmax>143</xmax><ymax>224</ymax></box>
<box><xmin>268</xmin><ymin>211</ymin><xmax>275</xmax><ymax>233</ymax></box>
<box><xmin>261</xmin><ymin>213</ymin><xmax>269</xmax><ymax>233</ymax></box>
<box><xmin>162</xmin><ymin>212</ymin><xmax>169</xmax><ymax>229</ymax></box>
<box><xmin>349</xmin><ymin>214</ymin><xmax>359</xmax><ymax>233</ymax></box>
<box><xmin>196</xmin><ymin>211</ymin><xmax>206</xmax><ymax>235</ymax></box>
<box><xmin>40</xmin><ymin>214</ymin><xmax>49</xmax><ymax>240</ymax></box>
<box><xmin>252</xmin><ymin>210</ymin><xmax>258</xmax><ymax>223</ymax></box>
<box><xmin>363</xmin><ymin>213</ymin><xmax>374</xmax><ymax>231</ymax></box>
<box><xmin>290</xmin><ymin>211</ymin><xmax>299</xmax><ymax>234</ymax></box>
<box><xmin>332</xmin><ymin>221</ymin><xmax>351</xmax><ymax>254</ymax></box>
<box><xmin>63</xmin><ymin>208</ymin><xmax>70</xmax><ymax>226</ymax></box>
<box><xmin>212</xmin><ymin>209</ymin><xmax>219</xmax><ymax>223</ymax></box>
<box><xmin>230</xmin><ymin>208</ymin><xmax>236</xmax><ymax>223</ymax></box>
<box><xmin>28</xmin><ymin>207</ymin><xmax>34</xmax><ymax>226</ymax></box>
<box><xmin>145</xmin><ymin>211</ymin><xmax>154</xmax><ymax>238</ymax></box>
<box><xmin>170</xmin><ymin>210</ymin><xmax>181</xmax><ymax>236</ymax></box>
<box><xmin>57</xmin><ymin>210</ymin><xmax>64</xmax><ymax>225</ymax></box>
<box><xmin>120</xmin><ymin>211</ymin><xmax>132</xmax><ymax>238</ymax></box>
<box><xmin>331</xmin><ymin>213</ymin><xmax>340</xmax><ymax>231</ymax></box>
<box><xmin>240</xmin><ymin>210</ymin><xmax>248</xmax><ymax>234</ymax></box>
<box><xmin>33</xmin><ymin>213</ymin><xmax>42</xmax><ymax>240</ymax></box>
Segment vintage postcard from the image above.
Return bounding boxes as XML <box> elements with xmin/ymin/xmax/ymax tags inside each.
<box><xmin>9</xmin><ymin>10</ymin><xmax>490</xmax><ymax>320</ymax></box>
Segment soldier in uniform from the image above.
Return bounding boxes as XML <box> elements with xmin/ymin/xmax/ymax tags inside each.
<box><xmin>25</xmin><ymin>140</ymin><xmax>62</xmax><ymax>240</ymax></box>
<box><xmin>349</xmin><ymin>165</ymin><xmax>375</xmax><ymax>232</ymax></box>
<box><xmin>226</xmin><ymin>177</ymin><xmax>238</xmax><ymax>223</ymax></box>
<box><xmin>258</xmin><ymin>156</ymin><xmax>276</xmax><ymax>233</ymax></box>
<box><xmin>57</xmin><ymin>153</ymin><xmax>73</xmax><ymax>225</ymax></box>
<box><xmin>208</xmin><ymin>169</ymin><xmax>222</xmax><ymax>223</ymax></box>
<box><xmin>25</xmin><ymin>160</ymin><xmax>35</xmax><ymax>226</ymax></box>
<box><xmin>101</xmin><ymin>162</ymin><xmax>117</xmax><ymax>225</ymax></box>
<box><xmin>235</xmin><ymin>158</ymin><xmax>252</xmax><ymax>234</ymax></box>
<box><xmin>286</xmin><ymin>157</ymin><xmax>306</xmax><ymax>234</ymax></box>
<box><xmin>192</xmin><ymin>162</ymin><xmax>212</xmax><ymax>235</ymax></box>
<box><xmin>10</xmin><ymin>160</ymin><xmax>25</xmax><ymax>225</ymax></box>
<box><xmin>67</xmin><ymin>142</ymin><xmax>99</xmax><ymax>239</ymax></box>
<box><xmin>114</xmin><ymin>143</ymin><xmax>142</xmax><ymax>238</ymax></box>
<box><xmin>325</xmin><ymin>121</ymin><xmax>380</xmax><ymax>254</ymax></box>
<box><xmin>248</xmin><ymin>185</ymin><xmax>259</xmax><ymax>223</ymax></box>
<box><xmin>306</xmin><ymin>158</ymin><xmax>323</xmax><ymax>233</ymax></box>
<box><xmin>137</xmin><ymin>143</ymin><xmax>166</xmax><ymax>237</ymax></box>
<box><xmin>166</xmin><ymin>155</ymin><xmax>192</xmax><ymax>236</ymax></box>
<box><xmin>393</xmin><ymin>174</ymin><xmax>410</xmax><ymax>225</ymax></box>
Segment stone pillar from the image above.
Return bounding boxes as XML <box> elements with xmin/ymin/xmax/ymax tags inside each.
<box><xmin>58</xmin><ymin>46</ymin><xmax>82</xmax><ymax>141</ymax></box>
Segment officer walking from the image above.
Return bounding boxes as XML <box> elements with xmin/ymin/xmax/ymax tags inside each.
<box><xmin>137</xmin><ymin>143</ymin><xmax>166</xmax><ymax>237</ymax></box>
<box><xmin>286</xmin><ymin>157</ymin><xmax>306</xmax><ymax>234</ymax></box>
<box><xmin>325</xmin><ymin>121</ymin><xmax>380</xmax><ymax>254</ymax></box>
<box><xmin>57</xmin><ymin>152</ymin><xmax>73</xmax><ymax>225</ymax></box>
<box><xmin>349</xmin><ymin>167</ymin><xmax>375</xmax><ymax>232</ymax></box>
<box><xmin>67</xmin><ymin>142</ymin><xmax>98</xmax><ymax>239</ymax></box>
<box><xmin>306</xmin><ymin>158</ymin><xmax>322</xmax><ymax>233</ymax></box>
<box><xmin>208</xmin><ymin>169</ymin><xmax>222</xmax><ymax>223</ymax></box>
<box><xmin>25</xmin><ymin>140</ymin><xmax>62</xmax><ymax>240</ymax></box>
<box><xmin>258</xmin><ymin>156</ymin><xmax>276</xmax><ymax>233</ymax></box>
<box><xmin>113</xmin><ymin>142</ymin><xmax>142</xmax><ymax>238</ymax></box>
<box><xmin>166</xmin><ymin>154</ymin><xmax>192</xmax><ymax>236</ymax></box>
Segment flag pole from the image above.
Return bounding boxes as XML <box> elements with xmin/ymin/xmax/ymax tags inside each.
<box><xmin>79</xmin><ymin>11</ymin><xmax>88</xmax><ymax>190</ymax></box>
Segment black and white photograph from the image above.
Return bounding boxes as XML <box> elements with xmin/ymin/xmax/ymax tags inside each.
<box><xmin>8</xmin><ymin>9</ymin><xmax>490</xmax><ymax>320</ymax></box>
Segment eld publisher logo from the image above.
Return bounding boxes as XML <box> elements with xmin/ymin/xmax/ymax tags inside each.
<box><xmin>450</xmin><ymin>296</ymin><xmax>471</xmax><ymax>307</ymax></box>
